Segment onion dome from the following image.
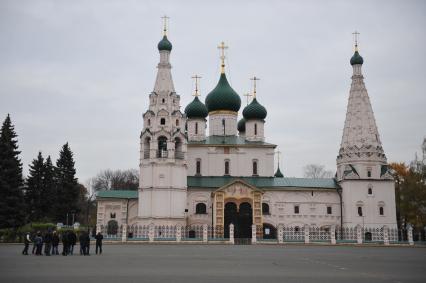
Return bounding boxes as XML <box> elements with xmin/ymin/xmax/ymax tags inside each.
<box><xmin>242</xmin><ymin>98</ymin><xmax>267</xmax><ymax>120</ymax></box>
<box><xmin>274</xmin><ymin>165</ymin><xmax>284</xmax><ymax>178</ymax></box>
<box><xmin>185</xmin><ymin>97</ymin><xmax>208</xmax><ymax>118</ymax></box>
<box><xmin>350</xmin><ymin>49</ymin><xmax>363</xmax><ymax>65</ymax></box>
<box><xmin>205</xmin><ymin>74</ymin><xmax>241</xmax><ymax>113</ymax></box>
<box><xmin>158</xmin><ymin>35</ymin><xmax>172</xmax><ymax>51</ymax></box>
<box><xmin>237</xmin><ymin>118</ymin><xmax>246</xmax><ymax>132</ymax></box>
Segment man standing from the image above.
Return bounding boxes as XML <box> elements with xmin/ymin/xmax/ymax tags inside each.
<box><xmin>52</xmin><ymin>231</ymin><xmax>59</xmax><ymax>255</ymax></box>
<box><xmin>95</xmin><ymin>232</ymin><xmax>103</xmax><ymax>255</ymax></box>
<box><xmin>34</xmin><ymin>231</ymin><xmax>43</xmax><ymax>255</ymax></box>
<box><xmin>44</xmin><ymin>229</ymin><xmax>52</xmax><ymax>256</ymax></box>
<box><xmin>61</xmin><ymin>231</ymin><xmax>69</xmax><ymax>256</ymax></box>
<box><xmin>68</xmin><ymin>230</ymin><xmax>77</xmax><ymax>255</ymax></box>
<box><xmin>84</xmin><ymin>231</ymin><xmax>91</xmax><ymax>256</ymax></box>
<box><xmin>22</xmin><ymin>232</ymin><xmax>31</xmax><ymax>255</ymax></box>
<box><xmin>79</xmin><ymin>231</ymin><xmax>86</xmax><ymax>255</ymax></box>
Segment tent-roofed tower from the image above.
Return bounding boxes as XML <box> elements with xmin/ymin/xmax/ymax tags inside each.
<box><xmin>138</xmin><ymin>16</ymin><xmax>187</xmax><ymax>225</ymax></box>
<box><xmin>336</xmin><ymin>32</ymin><xmax>396</xmax><ymax>229</ymax></box>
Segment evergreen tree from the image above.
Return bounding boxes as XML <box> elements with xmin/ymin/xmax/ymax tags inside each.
<box><xmin>54</xmin><ymin>143</ymin><xmax>79</xmax><ymax>223</ymax></box>
<box><xmin>25</xmin><ymin>151</ymin><xmax>45</xmax><ymax>221</ymax></box>
<box><xmin>42</xmin><ymin>155</ymin><xmax>55</xmax><ymax>220</ymax></box>
<box><xmin>0</xmin><ymin>114</ymin><xmax>25</xmax><ymax>228</ymax></box>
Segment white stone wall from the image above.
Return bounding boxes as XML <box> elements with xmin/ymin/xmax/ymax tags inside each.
<box><xmin>187</xmin><ymin>118</ymin><xmax>206</xmax><ymax>141</ymax></box>
<box><xmin>186</xmin><ymin>190</ymin><xmax>213</xmax><ymax>225</ymax></box>
<box><xmin>340</xmin><ymin>180</ymin><xmax>397</xmax><ymax>228</ymax></box>
<box><xmin>187</xmin><ymin>146</ymin><xmax>275</xmax><ymax>177</ymax></box>
<box><xmin>245</xmin><ymin>120</ymin><xmax>265</xmax><ymax>142</ymax></box>
<box><xmin>96</xmin><ymin>198</ymin><xmax>138</xmax><ymax>227</ymax></box>
<box><xmin>208</xmin><ymin>113</ymin><xmax>237</xmax><ymax>136</ymax></box>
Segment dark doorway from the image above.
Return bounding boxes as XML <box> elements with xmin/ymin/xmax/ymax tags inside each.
<box><xmin>224</xmin><ymin>201</ymin><xmax>253</xmax><ymax>240</ymax></box>
<box><xmin>263</xmin><ymin>223</ymin><xmax>277</xmax><ymax>239</ymax></box>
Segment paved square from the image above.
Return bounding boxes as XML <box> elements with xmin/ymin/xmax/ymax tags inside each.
<box><xmin>1</xmin><ymin>244</ymin><xmax>425</xmax><ymax>282</ymax></box>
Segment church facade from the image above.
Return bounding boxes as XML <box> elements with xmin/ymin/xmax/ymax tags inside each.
<box><xmin>96</xmin><ymin>25</ymin><xmax>397</xmax><ymax>239</ymax></box>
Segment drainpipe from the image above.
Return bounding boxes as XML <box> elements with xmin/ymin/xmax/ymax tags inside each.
<box><xmin>336</xmin><ymin>185</ymin><xmax>343</xmax><ymax>240</ymax></box>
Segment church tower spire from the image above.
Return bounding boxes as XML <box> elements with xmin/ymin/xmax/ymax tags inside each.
<box><xmin>337</xmin><ymin>32</ymin><xmax>387</xmax><ymax>181</ymax></box>
<box><xmin>154</xmin><ymin>15</ymin><xmax>175</xmax><ymax>94</ymax></box>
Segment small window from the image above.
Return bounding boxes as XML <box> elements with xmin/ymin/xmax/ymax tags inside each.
<box><xmin>327</xmin><ymin>206</ymin><xmax>332</xmax><ymax>215</ymax></box>
<box><xmin>367</xmin><ymin>168</ymin><xmax>372</xmax><ymax>178</ymax></box>
<box><xmin>252</xmin><ymin>161</ymin><xmax>258</xmax><ymax>176</ymax></box>
<box><xmin>110</xmin><ymin>213</ymin><xmax>116</xmax><ymax>219</ymax></box>
<box><xmin>195</xmin><ymin>122</ymin><xmax>198</xmax><ymax>134</ymax></box>
<box><xmin>196</xmin><ymin>160</ymin><xmax>201</xmax><ymax>175</ymax></box>
<box><xmin>262</xmin><ymin>203</ymin><xmax>270</xmax><ymax>215</ymax></box>
<box><xmin>147</xmin><ymin>119</ymin><xmax>151</xmax><ymax>126</ymax></box>
<box><xmin>358</xmin><ymin>206</ymin><xmax>363</xmax><ymax>216</ymax></box>
<box><xmin>160</xmin><ymin>118</ymin><xmax>165</xmax><ymax>125</ymax></box>
<box><xmin>368</xmin><ymin>187</ymin><xmax>373</xmax><ymax>195</ymax></box>
<box><xmin>176</xmin><ymin>119</ymin><xmax>179</xmax><ymax>126</ymax></box>
<box><xmin>379</xmin><ymin>206</ymin><xmax>384</xmax><ymax>216</ymax></box>
<box><xmin>162</xmin><ymin>98</ymin><xmax>165</xmax><ymax>103</ymax></box>
<box><xmin>294</xmin><ymin>205</ymin><xmax>299</xmax><ymax>214</ymax></box>
<box><xmin>254</xmin><ymin>123</ymin><xmax>257</xmax><ymax>135</ymax></box>
<box><xmin>294</xmin><ymin>226</ymin><xmax>300</xmax><ymax>233</ymax></box>
<box><xmin>195</xmin><ymin>203</ymin><xmax>207</xmax><ymax>214</ymax></box>
<box><xmin>224</xmin><ymin>160</ymin><xmax>230</xmax><ymax>175</ymax></box>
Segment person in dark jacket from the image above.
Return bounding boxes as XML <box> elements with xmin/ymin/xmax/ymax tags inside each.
<box><xmin>68</xmin><ymin>230</ymin><xmax>77</xmax><ymax>255</ymax></box>
<box><xmin>22</xmin><ymin>232</ymin><xmax>31</xmax><ymax>255</ymax></box>
<box><xmin>43</xmin><ymin>229</ymin><xmax>53</xmax><ymax>256</ymax></box>
<box><xmin>52</xmin><ymin>231</ymin><xmax>60</xmax><ymax>255</ymax></box>
<box><xmin>35</xmin><ymin>231</ymin><xmax>43</xmax><ymax>255</ymax></box>
<box><xmin>61</xmin><ymin>231</ymin><xmax>69</xmax><ymax>256</ymax></box>
<box><xmin>84</xmin><ymin>231</ymin><xmax>91</xmax><ymax>256</ymax></box>
<box><xmin>79</xmin><ymin>232</ymin><xmax>86</xmax><ymax>255</ymax></box>
<box><xmin>95</xmin><ymin>232</ymin><xmax>103</xmax><ymax>255</ymax></box>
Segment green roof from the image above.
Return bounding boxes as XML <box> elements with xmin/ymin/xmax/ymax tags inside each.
<box><xmin>243</xmin><ymin>98</ymin><xmax>267</xmax><ymax>120</ymax></box>
<box><xmin>97</xmin><ymin>190</ymin><xmax>138</xmax><ymax>199</ymax></box>
<box><xmin>205</xmin><ymin>73</ymin><xmax>241</xmax><ymax>112</ymax></box>
<box><xmin>350</xmin><ymin>50</ymin><xmax>363</xmax><ymax>65</ymax></box>
<box><xmin>187</xmin><ymin>176</ymin><xmax>338</xmax><ymax>189</ymax></box>
<box><xmin>188</xmin><ymin>135</ymin><xmax>276</xmax><ymax>147</ymax></box>
<box><xmin>185</xmin><ymin>96</ymin><xmax>208</xmax><ymax>118</ymax></box>
<box><xmin>158</xmin><ymin>35</ymin><xmax>172</xmax><ymax>51</ymax></box>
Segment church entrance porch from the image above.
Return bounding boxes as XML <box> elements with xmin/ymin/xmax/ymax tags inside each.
<box><xmin>224</xmin><ymin>202</ymin><xmax>253</xmax><ymax>239</ymax></box>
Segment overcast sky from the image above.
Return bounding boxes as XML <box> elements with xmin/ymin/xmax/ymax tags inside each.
<box><xmin>1</xmin><ymin>0</ymin><xmax>425</xmax><ymax>184</ymax></box>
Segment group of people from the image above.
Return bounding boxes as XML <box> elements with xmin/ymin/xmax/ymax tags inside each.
<box><xmin>22</xmin><ymin>229</ymin><xmax>104</xmax><ymax>256</ymax></box>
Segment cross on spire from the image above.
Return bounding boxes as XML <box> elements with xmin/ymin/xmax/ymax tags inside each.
<box><xmin>275</xmin><ymin>149</ymin><xmax>282</xmax><ymax>164</ymax></box>
<box><xmin>162</xmin><ymin>15</ymin><xmax>170</xmax><ymax>36</ymax></box>
<box><xmin>250</xmin><ymin>76</ymin><xmax>260</xmax><ymax>98</ymax></box>
<box><xmin>218</xmin><ymin>41</ymin><xmax>228</xmax><ymax>73</ymax></box>
<box><xmin>352</xmin><ymin>30</ymin><xmax>360</xmax><ymax>50</ymax></box>
<box><xmin>191</xmin><ymin>74</ymin><xmax>202</xmax><ymax>97</ymax></box>
<box><xmin>243</xmin><ymin>93</ymin><xmax>252</xmax><ymax>105</ymax></box>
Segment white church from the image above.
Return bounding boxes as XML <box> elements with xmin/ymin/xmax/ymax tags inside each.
<box><xmin>96</xmin><ymin>23</ymin><xmax>397</xmax><ymax>240</ymax></box>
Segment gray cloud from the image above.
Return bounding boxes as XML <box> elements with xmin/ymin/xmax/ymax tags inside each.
<box><xmin>1</xmin><ymin>0</ymin><xmax>425</xmax><ymax>183</ymax></box>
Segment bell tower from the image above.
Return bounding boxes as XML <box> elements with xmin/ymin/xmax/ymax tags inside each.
<box><xmin>138</xmin><ymin>17</ymin><xmax>187</xmax><ymax>225</ymax></box>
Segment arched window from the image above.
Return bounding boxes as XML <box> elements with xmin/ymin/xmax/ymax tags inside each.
<box><xmin>144</xmin><ymin>137</ymin><xmax>151</xmax><ymax>159</ymax></box>
<box><xmin>254</xmin><ymin>123</ymin><xmax>257</xmax><ymax>135</ymax></box>
<box><xmin>175</xmin><ymin>137</ymin><xmax>183</xmax><ymax>159</ymax></box>
<box><xmin>358</xmin><ymin>206</ymin><xmax>363</xmax><ymax>216</ymax></box>
<box><xmin>160</xmin><ymin>118</ymin><xmax>166</xmax><ymax>125</ymax></box>
<box><xmin>368</xmin><ymin>185</ymin><xmax>373</xmax><ymax>195</ymax></box>
<box><xmin>195</xmin><ymin>122</ymin><xmax>198</xmax><ymax>134</ymax></box>
<box><xmin>379</xmin><ymin>206</ymin><xmax>384</xmax><ymax>215</ymax></box>
<box><xmin>224</xmin><ymin>160</ymin><xmax>230</xmax><ymax>175</ymax></box>
<box><xmin>162</xmin><ymin>98</ymin><xmax>165</xmax><ymax>104</ymax></box>
<box><xmin>196</xmin><ymin>159</ymin><xmax>201</xmax><ymax>175</ymax></box>
<box><xmin>294</xmin><ymin>226</ymin><xmax>300</xmax><ymax>233</ymax></box>
<box><xmin>195</xmin><ymin>203</ymin><xmax>207</xmax><ymax>214</ymax></box>
<box><xmin>262</xmin><ymin>203</ymin><xmax>270</xmax><ymax>215</ymax></box>
<box><xmin>252</xmin><ymin>160</ymin><xmax>258</xmax><ymax>176</ymax></box>
<box><xmin>107</xmin><ymin>220</ymin><xmax>118</xmax><ymax>235</ymax></box>
<box><xmin>176</xmin><ymin>119</ymin><xmax>179</xmax><ymax>126</ymax></box>
<box><xmin>158</xmin><ymin>136</ymin><xmax>167</xmax><ymax>157</ymax></box>
<box><xmin>147</xmin><ymin>119</ymin><xmax>151</xmax><ymax>126</ymax></box>
<box><xmin>367</xmin><ymin>167</ymin><xmax>372</xmax><ymax>178</ymax></box>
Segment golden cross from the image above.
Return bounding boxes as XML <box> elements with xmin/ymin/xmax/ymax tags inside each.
<box><xmin>191</xmin><ymin>74</ymin><xmax>202</xmax><ymax>96</ymax></box>
<box><xmin>243</xmin><ymin>93</ymin><xmax>252</xmax><ymax>105</ymax></box>
<box><xmin>217</xmin><ymin>41</ymin><xmax>228</xmax><ymax>73</ymax></box>
<box><xmin>161</xmin><ymin>15</ymin><xmax>170</xmax><ymax>36</ymax></box>
<box><xmin>250</xmin><ymin>76</ymin><xmax>260</xmax><ymax>98</ymax></box>
<box><xmin>352</xmin><ymin>30</ymin><xmax>360</xmax><ymax>49</ymax></box>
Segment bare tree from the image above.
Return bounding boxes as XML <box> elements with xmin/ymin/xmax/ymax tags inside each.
<box><xmin>89</xmin><ymin>169</ymin><xmax>139</xmax><ymax>191</ymax></box>
<box><xmin>303</xmin><ymin>164</ymin><xmax>334</xmax><ymax>178</ymax></box>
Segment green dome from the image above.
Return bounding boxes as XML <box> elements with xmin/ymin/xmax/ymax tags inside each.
<box><xmin>205</xmin><ymin>73</ymin><xmax>241</xmax><ymax>113</ymax></box>
<box><xmin>158</xmin><ymin>35</ymin><xmax>172</xmax><ymax>51</ymax></box>
<box><xmin>185</xmin><ymin>96</ymin><xmax>208</xmax><ymax>118</ymax></box>
<box><xmin>242</xmin><ymin>98</ymin><xmax>267</xmax><ymax>120</ymax></box>
<box><xmin>237</xmin><ymin>118</ymin><xmax>246</xmax><ymax>132</ymax></box>
<box><xmin>350</xmin><ymin>50</ymin><xmax>363</xmax><ymax>65</ymax></box>
<box><xmin>274</xmin><ymin>165</ymin><xmax>284</xmax><ymax>178</ymax></box>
